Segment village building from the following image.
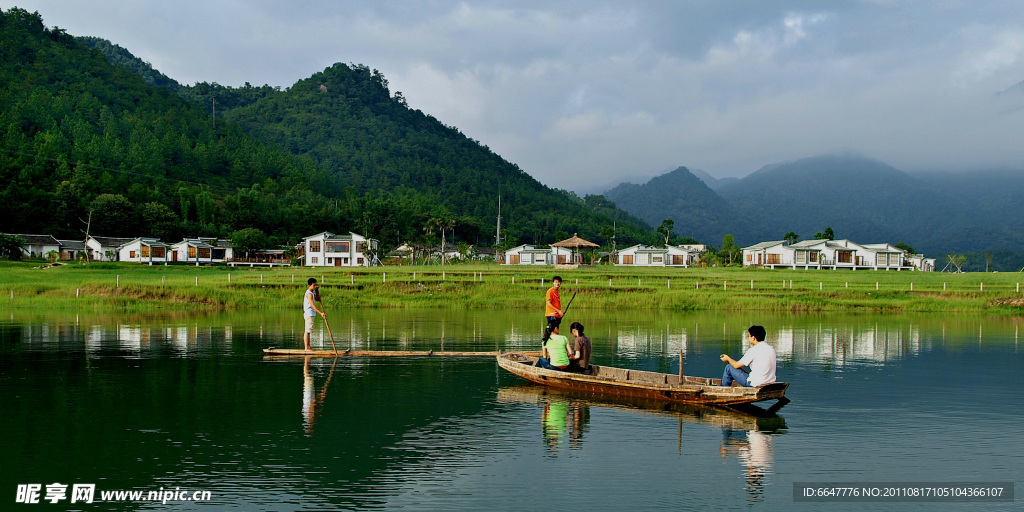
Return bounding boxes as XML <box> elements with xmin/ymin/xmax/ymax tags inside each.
<box><xmin>615</xmin><ymin>244</ymin><xmax>700</xmax><ymax>267</ymax></box>
<box><xmin>57</xmin><ymin>239</ymin><xmax>86</xmax><ymax>261</ymax></box>
<box><xmin>86</xmin><ymin>236</ymin><xmax>135</xmax><ymax>261</ymax></box>
<box><xmin>742</xmin><ymin>239</ymin><xmax>927</xmax><ymax>270</ymax></box>
<box><xmin>2</xmin><ymin>233</ymin><xmax>61</xmax><ymax>259</ymax></box>
<box><xmin>302</xmin><ymin>231</ymin><xmax>378</xmax><ymax>267</ymax></box>
<box><xmin>117</xmin><ymin>238</ymin><xmax>169</xmax><ymax>265</ymax></box>
<box><xmin>502</xmin><ymin>244</ymin><xmax>572</xmax><ymax>265</ymax></box>
<box><xmin>169</xmin><ymin>237</ymin><xmax>234</xmax><ymax>265</ymax></box>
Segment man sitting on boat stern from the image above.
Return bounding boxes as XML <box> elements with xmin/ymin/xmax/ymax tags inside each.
<box><xmin>567</xmin><ymin>321</ymin><xmax>592</xmax><ymax>374</ymax></box>
<box><xmin>720</xmin><ymin>325</ymin><xmax>777</xmax><ymax>387</ymax></box>
<box><xmin>536</xmin><ymin>322</ymin><xmax>571</xmax><ymax>371</ymax></box>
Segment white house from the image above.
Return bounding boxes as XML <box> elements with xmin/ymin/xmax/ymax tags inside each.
<box><xmin>302</xmin><ymin>231</ymin><xmax>378</xmax><ymax>267</ymax></box>
<box><xmin>57</xmin><ymin>239</ymin><xmax>86</xmax><ymax>261</ymax></box>
<box><xmin>118</xmin><ymin>238</ymin><xmax>169</xmax><ymax>265</ymax></box>
<box><xmin>3</xmin><ymin>233</ymin><xmax>61</xmax><ymax>259</ymax></box>
<box><xmin>502</xmin><ymin>244</ymin><xmax>572</xmax><ymax>265</ymax></box>
<box><xmin>171</xmin><ymin>239</ymin><xmax>215</xmax><ymax>265</ymax></box>
<box><xmin>743</xmin><ymin>239</ymin><xmax>924</xmax><ymax>270</ymax></box>
<box><xmin>616</xmin><ymin>244</ymin><xmax>699</xmax><ymax>267</ymax></box>
<box><xmin>86</xmin><ymin>236</ymin><xmax>135</xmax><ymax>261</ymax></box>
<box><xmin>742</xmin><ymin>241</ymin><xmax>792</xmax><ymax>267</ymax></box>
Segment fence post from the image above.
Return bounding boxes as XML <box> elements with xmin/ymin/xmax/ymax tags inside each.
<box><xmin>228</xmin><ymin>273</ymin><xmax>231</xmax><ymax>283</ymax></box>
<box><xmin>668</xmin><ymin>279</ymin><xmax>671</xmax><ymax>289</ymax></box>
<box><xmin>76</xmin><ymin>288</ymin><xmax>80</xmax><ymax>298</ymax></box>
<box><xmin>980</xmin><ymin>282</ymin><xmax>984</xmax><ymax>292</ymax></box>
<box><xmin>750</xmin><ymin>280</ymin><xmax>753</xmax><ymax>290</ymax></box>
<box><xmin>383</xmin><ymin>273</ymin><xmax>386</xmax><ymax>283</ymax></box>
<box><xmin>696</xmin><ymin>281</ymin><xmax>699</xmax><ymax>290</ymax></box>
<box><xmin>820</xmin><ymin>282</ymin><xmax>823</xmax><ymax>290</ymax></box>
<box><xmin>943</xmin><ymin>282</ymin><xmax>946</xmax><ymax>291</ymax></box>
<box><xmin>724</xmin><ymin>280</ymin><xmax>727</xmax><ymax>290</ymax></box>
<box><xmin>196</xmin><ymin>276</ymin><xmax>199</xmax><ymax>286</ymax></box>
<box><xmin>116</xmin><ymin>275</ymin><xmax>120</xmax><ymax>288</ymax></box>
<box><xmin>162</xmin><ymin>276</ymin><xmax>165</xmax><ymax>285</ymax></box>
<box><xmin>910</xmin><ymin>282</ymin><xmax>913</xmax><ymax>291</ymax></box>
<box><xmin>261</xmin><ymin>274</ymin><xmax>264</xmax><ymax>284</ymax></box>
<box><xmin>351</xmin><ymin>275</ymin><xmax>354</xmax><ymax>284</ymax></box>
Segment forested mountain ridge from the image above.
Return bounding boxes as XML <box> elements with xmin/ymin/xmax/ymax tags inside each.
<box><xmin>0</xmin><ymin>7</ymin><xmax>651</xmax><ymax>253</ymax></box>
<box><xmin>603</xmin><ymin>166</ymin><xmax>759</xmax><ymax>244</ymax></box>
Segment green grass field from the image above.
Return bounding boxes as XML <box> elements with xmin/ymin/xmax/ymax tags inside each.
<box><xmin>2</xmin><ymin>261</ymin><xmax>1023</xmax><ymax>313</ymax></box>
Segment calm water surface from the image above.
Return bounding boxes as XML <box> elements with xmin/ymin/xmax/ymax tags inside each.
<box><xmin>1</xmin><ymin>309</ymin><xmax>1021</xmax><ymax>510</ymax></box>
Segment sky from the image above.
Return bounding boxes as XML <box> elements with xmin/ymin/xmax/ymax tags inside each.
<box><xmin>4</xmin><ymin>1</ymin><xmax>1024</xmax><ymax>192</ymax></box>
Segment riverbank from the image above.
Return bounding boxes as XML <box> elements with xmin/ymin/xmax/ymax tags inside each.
<box><xmin>1</xmin><ymin>261</ymin><xmax>1023</xmax><ymax>313</ymax></box>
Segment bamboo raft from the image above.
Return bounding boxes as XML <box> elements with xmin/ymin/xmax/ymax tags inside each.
<box><xmin>496</xmin><ymin>352</ymin><xmax>789</xmax><ymax>407</ymax></box>
<box><xmin>264</xmin><ymin>348</ymin><xmax>543</xmax><ymax>358</ymax></box>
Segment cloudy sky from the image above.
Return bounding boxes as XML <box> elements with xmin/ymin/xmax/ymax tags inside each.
<box><xmin>4</xmin><ymin>1</ymin><xmax>1024</xmax><ymax>192</ymax></box>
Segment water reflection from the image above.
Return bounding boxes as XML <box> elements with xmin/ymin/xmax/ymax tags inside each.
<box><xmin>720</xmin><ymin>428</ymin><xmax>776</xmax><ymax>504</ymax></box>
<box><xmin>302</xmin><ymin>357</ymin><xmax>339</xmax><ymax>437</ymax></box>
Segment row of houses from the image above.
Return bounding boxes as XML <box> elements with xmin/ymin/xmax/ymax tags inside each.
<box><xmin>741</xmin><ymin>239</ymin><xmax>935</xmax><ymax>271</ymax></box>
<box><xmin>4</xmin><ymin>231</ymin><xmax>381</xmax><ymax>267</ymax></box>
<box><xmin>503</xmin><ymin>243</ymin><xmax>705</xmax><ymax>267</ymax></box>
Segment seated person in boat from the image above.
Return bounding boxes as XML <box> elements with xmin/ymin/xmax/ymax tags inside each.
<box><xmin>536</xmin><ymin>322</ymin><xmax>571</xmax><ymax>371</ymax></box>
<box><xmin>720</xmin><ymin>325</ymin><xmax>777</xmax><ymax>387</ymax></box>
<box><xmin>566</xmin><ymin>321</ymin><xmax>591</xmax><ymax>374</ymax></box>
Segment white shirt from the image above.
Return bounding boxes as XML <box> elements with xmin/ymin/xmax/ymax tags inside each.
<box><xmin>303</xmin><ymin>289</ymin><xmax>316</xmax><ymax>318</ymax></box>
<box><xmin>739</xmin><ymin>341</ymin><xmax>777</xmax><ymax>387</ymax></box>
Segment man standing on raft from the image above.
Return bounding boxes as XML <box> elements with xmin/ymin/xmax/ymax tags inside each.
<box><xmin>303</xmin><ymin>278</ymin><xmax>325</xmax><ymax>351</ymax></box>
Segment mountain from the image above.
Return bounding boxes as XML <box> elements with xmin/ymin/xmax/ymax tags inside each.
<box><xmin>716</xmin><ymin>155</ymin><xmax>969</xmax><ymax>248</ymax></box>
<box><xmin>603</xmin><ymin>166</ymin><xmax>758</xmax><ymax>244</ymax></box>
<box><xmin>601</xmin><ymin>153</ymin><xmax>1024</xmax><ymax>269</ymax></box>
<box><xmin>0</xmin><ymin>8</ymin><xmax>652</xmax><ymax>251</ymax></box>
<box><xmin>689</xmin><ymin>168</ymin><xmax>739</xmax><ymax>191</ymax></box>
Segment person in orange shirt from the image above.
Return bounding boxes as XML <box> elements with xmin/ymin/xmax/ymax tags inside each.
<box><xmin>545</xmin><ymin>275</ymin><xmax>564</xmax><ymax>326</ymax></box>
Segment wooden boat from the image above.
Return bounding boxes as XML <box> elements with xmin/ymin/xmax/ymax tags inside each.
<box><xmin>264</xmin><ymin>347</ymin><xmax>542</xmax><ymax>358</ymax></box>
<box><xmin>496</xmin><ymin>352</ymin><xmax>789</xmax><ymax>407</ymax></box>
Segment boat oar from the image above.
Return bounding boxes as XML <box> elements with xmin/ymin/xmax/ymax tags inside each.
<box><xmin>561</xmin><ymin>291</ymin><xmax>578</xmax><ymax>318</ymax></box>
<box><xmin>316</xmin><ymin>293</ymin><xmax>339</xmax><ymax>355</ymax></box>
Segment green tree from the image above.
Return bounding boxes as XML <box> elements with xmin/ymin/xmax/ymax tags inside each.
<box><xmin>90</xmin><ymin>194</ymin><xmax>138</xmax><ymax>237</ymax></box>
<box><xmin>0</xmin><ymin>234</ymin><xmax>25</xmax><ymax>260</ymax></box>
<box><xmin>813</xmin><ymin>227</ymin><xmax>835</xmax><ymax>240</ymax></box>
<box><xmin>720</xmin><ymin>234</ymin><xmax>740</xmax><ymax>265</ymax></box>
<box><xmin>657</xmin><ymin>219</ymin><xmax>674</xmax><ymax>246</ymax></box>
<box><xmin>231</xmin><ymin>228</ymin><xmax>269</xmax><ymax>259</ymax></box>
<box><xmin>140</xmin><ymin>202</ymin><xmax>178</xmax><ymax>240</ymax></box>
<box><xmin>894</xmin><ymin>241</ymin><xmax>915</xmax><ymax>254</ymax></box>
<box><xmin>783</xmin><ymin>231</ymin><xmax>799</xmax><ymax>244</ymax></box>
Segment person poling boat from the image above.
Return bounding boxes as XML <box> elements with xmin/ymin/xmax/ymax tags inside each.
<box><xmin>544</xmin><ymin>275</ymin><xmax>565</xmax><ymax>326</ymax></box>
<box><xmin>302</xmin><ymin>278</ymin><xmax>326</xmax><ymax>351</ymax></box>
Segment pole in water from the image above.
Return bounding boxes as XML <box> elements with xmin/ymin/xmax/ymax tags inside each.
<box><xmin>678</xmin><ymin>349</ymin><xmax>684</xmax><ymax>379</ymax></box>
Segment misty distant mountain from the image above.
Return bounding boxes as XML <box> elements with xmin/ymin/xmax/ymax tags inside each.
<box><xmin>602</xmin><ymin>154</ymin><xmax>1024</xmax><ymax>263</ymax></box>
<box><xmin>602</xmin><ymin>166</ymin><xmax>758</xmax><ymax>244</ymax></box>
<box><xmin>717</xmin><ymin>154</ymin><xmax>970</xmax><ymax>250</ymax></box>
<box><xmin>689</xmin><ymin>168</ymin><xmax>740</xmax><ymax>191</ymax></box>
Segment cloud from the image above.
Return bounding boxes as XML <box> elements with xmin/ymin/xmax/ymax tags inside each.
<box><xmin>3</xmin><ymin>0</ymin><xmax>1024</xmax><ymax>191</ymax></box>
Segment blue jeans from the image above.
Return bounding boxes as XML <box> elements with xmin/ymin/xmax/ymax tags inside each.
<box><xmin>536</xmin><ymin>358</ymin><xmax>567</xmax><ymax>371</ymax></box>
<box><xmin>722</xmin><ymin>365</ymin><xmax>749</xmax><ymax>386</ymax></box>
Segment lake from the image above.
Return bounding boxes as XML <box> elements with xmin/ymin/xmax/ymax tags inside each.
<box><xmin>1</xmin><ymin>309</ymin><xmax>1021</xmax><ymax>510</ymax></box>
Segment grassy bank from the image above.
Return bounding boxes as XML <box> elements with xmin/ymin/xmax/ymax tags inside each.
<box><xmin>2</xmin><ymin>261</ymin><xmax>1023</xmax><ymax>313</ymax></box>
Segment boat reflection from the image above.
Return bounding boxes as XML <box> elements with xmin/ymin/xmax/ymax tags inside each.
<box><xmin>498</xmin><ymin>383</ymin><xmax>786</xmax><ymax>502</ymax></box>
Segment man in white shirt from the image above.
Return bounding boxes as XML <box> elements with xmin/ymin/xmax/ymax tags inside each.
<box><xmin>720</xmin><ymin>325</ymin><xmax>777</xmax><ymax>387</ymax></box>
<box><xmin>303</xmin><ymin>278</ymin><xmax>325</xmax><ymax>351</ymax></box>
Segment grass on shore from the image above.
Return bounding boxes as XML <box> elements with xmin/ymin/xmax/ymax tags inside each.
<box><xmin>2</xmin><ymin>260</ymin><xmax>1023</xmax><ymax>314</ymax></box>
